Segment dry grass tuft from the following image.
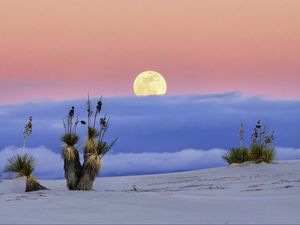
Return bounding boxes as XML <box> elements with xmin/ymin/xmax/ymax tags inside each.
<box><xmin>85</xmin><ymin>154</ymin><xmax>102</xmax><ymax>177</ymax></box>
<box><xmin>84</xmin><ymin>138</ymin><xmax>97</xmax><ymax>154</ymax></box>
<box><xmin>62</xmin><ymin>146</ymin><xmax>77</xmax><ymax>161</ymax></box>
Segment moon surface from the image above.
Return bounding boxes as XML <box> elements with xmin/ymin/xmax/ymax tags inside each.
<box><xmin>133</xmin><ymin>71</ymin><xmax>167</xmax><ymax>96</ymax></box>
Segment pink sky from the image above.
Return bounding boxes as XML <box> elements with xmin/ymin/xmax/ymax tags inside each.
<box><xmin>0</xmin><ymin>0</ymin><xmax>300</xmax><ymax>103</ymax></box>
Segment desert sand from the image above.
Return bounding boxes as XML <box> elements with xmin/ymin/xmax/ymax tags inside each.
<box><xmin>0</xmin><ymin>160</ymin><xmax>300</xmax><ymax>224</ymax></box>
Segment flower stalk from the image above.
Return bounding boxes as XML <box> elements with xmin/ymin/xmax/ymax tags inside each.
<box><xmin>23</xmin><ymin>116</ymin><xmax>33</xmax><ymax>154</ymax></box>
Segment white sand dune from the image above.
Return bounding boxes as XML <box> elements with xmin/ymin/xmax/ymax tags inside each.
<box><xmin>0</xmin><ymin>160</ymin><xmax>300</xmax><ymax>224</ymax></box>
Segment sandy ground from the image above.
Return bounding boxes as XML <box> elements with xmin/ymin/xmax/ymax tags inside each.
<box><xmin>0</xmin><ymin>160</ymin><xmax>300</xmax><ymax>224</ymax></box>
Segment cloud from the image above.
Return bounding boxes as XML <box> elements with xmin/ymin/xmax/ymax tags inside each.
<box><xmin>102</xmin><ymin>148</ymin><xmax>227</xmax><ymax>176</ymax></box>
<box><xmin>0</xmin><ymin>93</ymin><xmax>300</xmax><ymax>154</ymax></box>
<box><xmin>0</xmin><ymin>146</ymin><xmax>63</xmax><ymax>179</ymax></box>
<box><xmin>276</xmin><ymin>147</ymin><xmax>300</xmax><ymax>160</ymax></box>
<box><xmin>1</xmin><ymin>146</ymin><xmax>300</xmax><ymax>179</ymax></box>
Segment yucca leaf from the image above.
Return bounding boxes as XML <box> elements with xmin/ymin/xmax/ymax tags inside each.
<box><xmin>4</xmin><ymin>154</ymin><xmax>35</xmax><ymax>177</ymax></box>
<box><xmin>61</xmin><ymin>133</ymin><xmax>79</xmax><ymax>146</ymax></box>
<box><xmin>222</xmin><ymin>147</ymin><xmax>250</xmax><ymax>164</ymax></box>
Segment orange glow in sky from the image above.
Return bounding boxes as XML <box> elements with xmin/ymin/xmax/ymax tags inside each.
<box><xmin>0</xmin><ymin>0</ymin><xmax>300</xmax><ymax>103</ymax></box>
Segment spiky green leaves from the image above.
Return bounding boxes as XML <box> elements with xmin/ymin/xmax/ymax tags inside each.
<box><xmin>61</xmin><ymin>133</ymin><xmax>79</xmax><ymax>146</ymax></box>
<box><xmin>88</xmin><ymin>127</ymin><xmax>99</xmax><ymax>139</ymax></box>
<box><xmin>4</xmin><ymin>154</ymin><xmax>35</xmax><ymax>177</ymax></box>
<box><xmin>223</xmin><ymin>145</ymin><xmax>275</xmax><ymax>165</ymax></box>
<box><xmin>97</xmin><ymin>139</ymin><xmax>117</xmax><ymax>159</ymax></box>
<box><xmin>249</xmin><ymin>143</ymin><xmax>275</xmax><ymax>163</ymax></box>
<box><xmin>223</xmin><ymin>121</ymin><xmax>276</xmax><ymax>165</ymax></box>
<box><xmin>222</xmin><ymin>147</ymin><xmax>250</xmax><ymax>164</ymax></box>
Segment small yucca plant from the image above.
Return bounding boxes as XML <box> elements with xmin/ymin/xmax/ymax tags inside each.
<box><xmin>222</xmin><ymin>147</ymin><xmax>250</xmax><ymax>164</ymax></box>
<box><xmin>5</xmin><ymin>154</ymin><xmax>34</xmax><ymax>177</ymax></box>
<box><xmin>5</xmin><ymin>117</ymin><xmax>48</xmax><ymax>192</ymax></box>
<box><xmin>249</xmin><ymin>121</ymin><xmax>275</xmax><ymax>163</ymax></box>
<box><xmin>223</xmin><ymin>121</ymin><xmax>276</xmax><ymax>165</ymax></box>
<box><xmin>223</xmin><ymin>122</ymin><xmax>250</xmax><ymax>164</ymax></box>
<box><xmin>249</xmin><ymin>143</ymin><xmax>275</xmax><ymax>163</ymax></box>
<box><xmin>4</xmin><ymin>154</ymin><xmax>47</xmax><ymax>192</ymax></box>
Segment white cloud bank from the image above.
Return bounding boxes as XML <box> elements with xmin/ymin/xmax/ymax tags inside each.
<box><xmin>0</xmin><ymin>146</ymin><xmax>62</xmax><ymax>179</ymax></box>
<box><xmin>1</xmin><ymin>146</ymin><xmax>300</xmax><ymax>179</ymax></box>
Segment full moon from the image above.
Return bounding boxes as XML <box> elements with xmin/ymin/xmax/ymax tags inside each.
<box><xmin>133</xmin><ymin>71</ymin><xmax>167</xmax><ymax>96</ymax></box>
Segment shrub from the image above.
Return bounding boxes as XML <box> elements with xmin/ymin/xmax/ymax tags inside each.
<box><xmin>223</xmin><ymin>120</ymin><xmax>276</xmax><ymax>165</ymax></box>
<box><xmin>4</xmin><ymin>153</ymin><xmax>48</xmax><ymax>192</ymax></box>
<box><xmin>222</xmin><ymin>147</ymin><xmax>250</xmax><ymax>164</ymax></box>
<box><xmin>249</xmin><ymin>143</ymin><xmax>275</xmax><ymax>163</ymax></box>
<box><xmin>249</xmin><ymin>120</ymin><xmax>275</xmax><ymax>163</ymax></box>
<box><xmin>4</xmin><ymin>117</ymin><xmax>48</xmax><ymax>192</ymax></box>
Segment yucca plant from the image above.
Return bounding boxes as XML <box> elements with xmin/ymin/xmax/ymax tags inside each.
<box><xmin>249</xmin><ymin>143</ymin><xmax>275</xmax><ymax>163</ymax></box>
<box><xmin>223</xmin><ymin>122</ymin><xmax>250</xmax><ymax>164</ymax></box>
<box><xmin>223</xmin><ymin>121</ymin><xmax>276</xmax><ymax>165</ymax></box>
<box><xmin>249</xmin><ymin>121</ymin><xmax>275</xmax><ymax>163</ymax></box>
<box><xmin>222</xmin><ymin>147</ymin><xmax>250</xmax><ymax>164</ymax></box>
<box><xmin>61</xmin><ymin>97</ymin><xmax>116</xmax><ymax>190</ymax></box>
<box><xmin>4</xmin><ymin>117</ymin><xmax>48</xmax><ymax>192</ymax></box>
<box><xmin>77</xmin><ymin>98</ymin><xmax>116</xmax><ymax>190</ymax></box>
<box><xmin>4</xmin><ymin>154</ymin><xmax>47</xmax><ymax>192</ymax></box>
<box><xmin>61</xmin><ymin>141</ymin><xmax>82</xmax><ymax>190</ymax></box>
<box><xmin>61</xmin><ymin>106</ymin><xmax>85</xmax><ymax>190</ymax></box>
<box><xmin>77</xmin><ymin>127</ymin><xmax>100</xmax><ymax>190</ymax></box>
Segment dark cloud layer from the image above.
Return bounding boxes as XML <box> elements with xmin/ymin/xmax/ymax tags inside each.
<box><xmin>0</xmin><ymin>92</ymin><xmax>300</xmax><ymax>154</ymax></box>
